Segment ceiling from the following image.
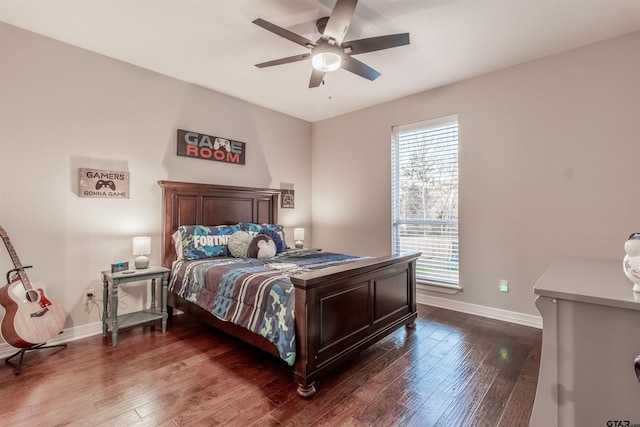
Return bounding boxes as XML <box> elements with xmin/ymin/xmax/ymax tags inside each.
<box><xmin>1</xmin><ymin>0</ymin><xmax>640</xmax><ymax>122</ymax></box>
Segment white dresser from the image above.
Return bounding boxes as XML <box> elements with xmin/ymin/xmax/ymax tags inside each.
<box><xmin>531</xmin><ymin>256</ymin><xmax>640</xmax><ymax>426</ymax></box>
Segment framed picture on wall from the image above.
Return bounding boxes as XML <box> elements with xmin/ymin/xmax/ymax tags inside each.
<box><xmin>281</xmin><ymin>190</ymin><xmax>295</xmax><ymax>209</ymax></box>
<box><xmin>78</xmin><ymin>168</ymin><xmax>130</xmax><ymax>199</ymax></box>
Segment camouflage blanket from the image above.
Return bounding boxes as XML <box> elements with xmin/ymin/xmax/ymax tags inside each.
<box><xmin>169</xmin><ymin>250</ymin><xmax>367</xmax><ymax>366</ymax></box>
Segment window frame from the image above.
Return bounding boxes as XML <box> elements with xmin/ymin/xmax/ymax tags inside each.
<box><xmin>391</xmin><ymin>114</ymin><xmax>460</xmax><ymax>291</ymax></box>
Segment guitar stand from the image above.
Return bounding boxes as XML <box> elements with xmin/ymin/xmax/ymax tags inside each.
<box><xmin>5</xmin><ymin>341</ymin><xmax>67</xmax><ymax>375</ymax></box>
<box><xmin>6</xmin><ymin>265</ymin><xmax>32</xmax><ymax>283</ymax></box>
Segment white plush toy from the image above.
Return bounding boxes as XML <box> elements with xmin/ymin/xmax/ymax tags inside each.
<box><xmin>623</xmin><ymin>233</ymin><xmax>640</xmax><ymax>293</ymax></box>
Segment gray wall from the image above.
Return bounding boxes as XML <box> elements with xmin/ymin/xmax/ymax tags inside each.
<box><xmin>0</xmin><ymin>23</ymin><xmax>312</xmax><ymax>333</ymax></box>
<box><xmin>311</xmin><ymin>31</ymin><xmax>640</xmax><ymax>316</ymax></box>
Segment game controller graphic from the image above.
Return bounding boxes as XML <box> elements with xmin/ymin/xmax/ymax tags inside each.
<box><xmin>213</xmin><ymin>138</ymin><xmax>231</xmax><ymax>152</ymax></box>
<box><xmin>96</xmin><ymin>180</ymin><xmax>116</xmax><ymax>190</ymax></box>
<box><xmin>282</xmin><ymin>193</ymin><xmax>294</xmax><ymax>206</ymax></box>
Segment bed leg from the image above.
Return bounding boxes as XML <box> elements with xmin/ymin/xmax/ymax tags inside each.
<box><xmin>406</xmin><ymin>321</ymin><xmax>416</xmax><ymax>329</ymax></box>
<box><xmin>296</xmin><ymin>382</ymin><xmax>316</xmax><ymax>399</ymax></box>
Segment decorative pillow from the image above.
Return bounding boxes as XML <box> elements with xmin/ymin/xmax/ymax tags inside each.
<box><xmin>173</xmin><ymin>224</ymin><xmax>240</xmax><ymax>260</ymax></box>
<box><xmin>228</xmin><ymin>230</ymin><xmax>252</xmax><ymax>258</ymax></box>
<box><xmin>247</xmin><ymin>234</ymin><xmax>277</xmax><ymax>259</ymax></box>
<box><xmin>256</xmin><ymin>228</ymin><xmax>285</xmax><ymax>253</ymax></box>
<box><xmin>238</xmin><ymin>223</ymin><xmax>287</xmax><ymax>252</ymax></box>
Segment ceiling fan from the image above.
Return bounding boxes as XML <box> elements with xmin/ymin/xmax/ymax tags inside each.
<box><xmin>253</xmin><ymin>0</ymin><xmax>410</xmax><ymax>88</ymax></box>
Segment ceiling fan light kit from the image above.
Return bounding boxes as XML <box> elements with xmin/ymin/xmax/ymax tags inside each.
<box><xmin>311</xmin><ymin>45</ymin><xmax>343</xmax><ymax>72</ymax></box>
<box><xmin>253</xmin><ymin>0</ymin><xmax>409</xmax><ymax>88</ymax></box>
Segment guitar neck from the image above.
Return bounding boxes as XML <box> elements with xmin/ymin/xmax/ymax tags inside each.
<box><xmin>0</xmin><ymin>226</ymin><xmax>33</xmax><ymax>290</ymax></box>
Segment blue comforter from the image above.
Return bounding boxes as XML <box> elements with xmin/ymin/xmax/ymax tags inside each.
<box><xmin>169</xmin><ymin>250</ymin><xmax>367</xmax><ymax>365</ymax></box>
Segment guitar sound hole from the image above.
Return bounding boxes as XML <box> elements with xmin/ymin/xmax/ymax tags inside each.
<box><xmin>25</xmin><ymin>289</ymin><xmax>40</xmax><ymax>303</ymax></box>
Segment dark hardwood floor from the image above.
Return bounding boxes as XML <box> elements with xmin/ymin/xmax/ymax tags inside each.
<box><xmin>0</xmin><ymin>304</ymin><xmax>541</xmax><ymax>426</ymax></box>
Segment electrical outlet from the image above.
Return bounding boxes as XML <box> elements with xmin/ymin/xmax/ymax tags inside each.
<box><xmin>83</xmin><ymin>289</ymin><xmax>95</xmax><ymax>314</ymax></box>
<box><xmin>499</xmin><ymin>279</ymin><xmax>509</xmax><ymax>293</ymax></box>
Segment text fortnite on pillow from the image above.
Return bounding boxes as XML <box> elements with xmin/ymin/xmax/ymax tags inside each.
<box><xmin>172</xmin><ymin>224</ymin><xmax>240</xmax><ymax>260</ymax></box>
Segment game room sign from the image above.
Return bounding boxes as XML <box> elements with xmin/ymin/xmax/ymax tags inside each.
<box><xmin>177</xmin><ymin>129</ymin><xmax>246</xmax><ymax>165</ymax></box>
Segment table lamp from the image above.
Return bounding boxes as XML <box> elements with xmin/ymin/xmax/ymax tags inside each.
<box><xmin>133</xmin><ymin>236</ymin><xmax>151</xmax><ymax>269</ymax></box>
<box><xmin>294</xmin><ymin>228</ymin><xmax>304</xmax><ymax>249</ymax></box>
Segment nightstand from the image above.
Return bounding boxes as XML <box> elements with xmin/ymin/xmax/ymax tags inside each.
<box><xmin>101</xmin><ymin>266</ymin><xmax>170</xmax><ymax>346</ymax></box>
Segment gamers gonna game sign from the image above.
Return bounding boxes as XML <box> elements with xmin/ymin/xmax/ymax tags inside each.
<box><xmin>78</xmin><ymin>168</ymin><xmax>130</xmax><ymax>199</ymax></box>
<box><xmin>177</xmin><ymin>129</ymin><xmax>246</xmax><ymax>165</ymax></box>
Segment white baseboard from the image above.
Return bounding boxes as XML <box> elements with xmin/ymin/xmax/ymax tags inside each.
<box><xmin>0</xmin><ymin>321</ymin><xmax>103</xmax><ymax>359</ymax></box>
<box><xmin>416</xmin><ymin>293</ymin><xmax>543</xmax><ymax>329</ymax></box>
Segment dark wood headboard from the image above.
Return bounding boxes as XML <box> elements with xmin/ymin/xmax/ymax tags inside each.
<box><xmin>158</xmin><ymin>181</ymin><xmax>280</xmax><ymax>268</ymax></box>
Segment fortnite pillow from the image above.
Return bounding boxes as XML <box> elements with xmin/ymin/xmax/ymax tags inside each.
<box><xmin>173</xmin><ymin>224</ymin><xmax>240</xmax><ymax>260</ymax></box>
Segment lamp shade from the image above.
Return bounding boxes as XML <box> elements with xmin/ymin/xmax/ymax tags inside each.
<box><xmin>132</xmin><ymin>237</ymin><xmax>151</xmax><ymax>255</ymax></box>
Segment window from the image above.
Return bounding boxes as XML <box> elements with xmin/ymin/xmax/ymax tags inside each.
<box><xmin>391</xmin><ymin>115</ymin><xmax>459</xmax><ymax>289</ymax></box>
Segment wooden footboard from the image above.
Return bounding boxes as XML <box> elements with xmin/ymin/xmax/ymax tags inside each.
<box><xmin>291</xmin><ymin>252</ymin><xmax>419</xmax><ymax>397</ymax></box>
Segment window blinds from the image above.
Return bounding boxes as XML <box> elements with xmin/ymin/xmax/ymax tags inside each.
<box><xmin>392</xmin><ymin>115</ymin><xmax>459</xmax><ymax>286</ymax></box>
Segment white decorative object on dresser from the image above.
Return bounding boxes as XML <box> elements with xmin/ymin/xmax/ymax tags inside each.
<box><xmin>531</xmin><ymin>256</ymin><xmax>640</xmax><ymax>427</ymax></box>
<box><xmin>623</xmin><ymin>232</ymin><xmax>640</xmax><ymax>292</ymax></box>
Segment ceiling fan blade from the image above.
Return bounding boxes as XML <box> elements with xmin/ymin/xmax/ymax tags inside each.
<box><xmin>309</xmin><ymin>69</ymin><xmax>325</xmax><ymax>88</ymax></box>
<box><xmin>345</xmin><ymin>33</ymin><xmax>410</xmax><ymax>55</ymax></box>
<box><xmin>255</xmin><ymin>53</ymin><xmax>311</xmax><ymax>68</ymax></box>
<box><xmin>253</xmin><ymin>18</ymin><xmax>316</xmax><ymax>49</ymax></box>
<box><xmin>323</xmin><ymin>0</ymin><xmax>358</xmax><ymax>45</ymax></box>
<box><xmin>342</xmin><ymin>56</ymin><xmax>381</xmax><ymax>81</ymax></box>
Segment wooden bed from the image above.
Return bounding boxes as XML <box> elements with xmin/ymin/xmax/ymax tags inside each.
<box><xmin>159</xmin><ymin>180</ymin><xmax>419</xmax><ymax>397</ymax></box>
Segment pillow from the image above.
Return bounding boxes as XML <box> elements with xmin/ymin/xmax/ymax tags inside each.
<box><xmin>173</xmin><ymin>224</ymin><xmax>240</xmax><ymax>260</ymax></box>
<box><xmin>238</xmin><ymin>223</ymin><xmax>287</xmax><ymax>252</ymax></box>
<box><xmin>247</xmin><ymin>234</ymin><xmax>277</xmax><ymax>259</ymax></box>
<box><xmin>256</xmin><ymin>229</ymin><xmax>284</xmax><ymax>254</ymax></box>
<box><xmin>228</xmin><ymin>230</ymin><xmax>252</xmax><ymax>258</ymax></box>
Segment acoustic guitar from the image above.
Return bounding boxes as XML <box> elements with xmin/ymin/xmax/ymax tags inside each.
<box><xmin>0</xmin><ymin>226</ymin><xmax>65</xmax><ymax>348</ymax></box>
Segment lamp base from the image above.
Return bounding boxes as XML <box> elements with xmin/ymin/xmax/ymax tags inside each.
<box><xmin>295</xmin><ymin>241</ymin><xmax>303</xmax><ymax>249</ymax></box>
<box><xmin>134</xmin><ymin>255</ymin><xmax>149</xmax><ymax>269</ymax></box>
